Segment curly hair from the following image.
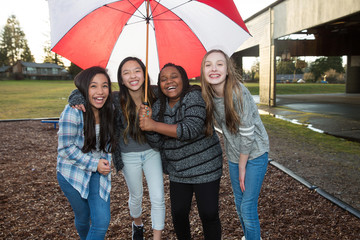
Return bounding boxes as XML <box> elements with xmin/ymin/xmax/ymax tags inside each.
<box><xmin>156</xmin><ymin>63</ymin><xmax>201</xmax><ymax>122</ymax></box>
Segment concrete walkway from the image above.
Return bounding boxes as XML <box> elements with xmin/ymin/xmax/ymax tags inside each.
<box><xmin>257</xmin><ymin>93</ymin><xmax>360</xmax><ymax>142</ymax></box>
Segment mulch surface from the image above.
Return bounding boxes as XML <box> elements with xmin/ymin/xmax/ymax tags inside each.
<box><xmin>0</xmin><ymin>120</ymin><xmax>359</xmax><ymax>239</ymax></box>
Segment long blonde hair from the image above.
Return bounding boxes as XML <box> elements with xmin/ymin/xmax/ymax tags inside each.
<box><xmin>200</xmin><ymin>49</ymin><xmax>244</xmax><ymax>135</ymax></box>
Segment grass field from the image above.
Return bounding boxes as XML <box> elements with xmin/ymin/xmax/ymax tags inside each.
<box><xmin>261</xmin><ymin>115</ymin><xmax>360</xmax><ymax>155</ymax></box>
<box><xmin>0</xmin><ymin>80</ymin><xmax>345</xmax><ymax>120</ymax></box>
<box><xmin>0</xmin><ymin>80</ymin><xmax>120</xmax><ymax>119</ymax></box>
<box><xmin>1</xmin><ymin>79</ymin><xmax>357</xmax><ymax>156</ymax></box>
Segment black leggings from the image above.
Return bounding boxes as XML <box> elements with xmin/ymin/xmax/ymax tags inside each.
<box><xmin>170</xmin><ymin>179</ymin><xmax>221</xmax><ymax>240</ymax></box>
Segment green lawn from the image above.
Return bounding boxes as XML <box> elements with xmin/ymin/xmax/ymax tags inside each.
<box><xmin>0</xmin><ymin>80</ymin><xmax>345</xmax><ymax>120</ymax></box>
<box><xmin>0</xmin><ymin>80</ymin><xmax>118</xmax><ymax>119</ymax></box>
<box><xmin>261</xmin><ymin>115</ymin><xmax>360</xmax><ymax>156</ymax></box>
<box><xmin>1</xmin><ymin>80</ymin><xmax>357</xmax><ymax>156</ymax></box>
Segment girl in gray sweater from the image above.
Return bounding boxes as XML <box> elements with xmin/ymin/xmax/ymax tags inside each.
<box><xmin>200</xmin><ymin>49</ymin><xmax>269</xmax><ymax>240</ymax></box>
<box><xmin>139</xmin><ymin>63</ymin><xmax>223</xmax><ymax>240</ymax></box>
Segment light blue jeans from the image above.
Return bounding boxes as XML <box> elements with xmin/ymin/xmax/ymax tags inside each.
<box><xmin>121</xmin><ymin>148</ymin><xmax>165</xmax><ymax>230</ymax></box>
<box><xmin>57</xmin><ymin>171</ymin><xmax>110</xmax><ymax>240</ymax></box>
<box><xmin>228</xmin><ymin>152</ymin><xmax>268</xmax><ymax>240</ymax></box>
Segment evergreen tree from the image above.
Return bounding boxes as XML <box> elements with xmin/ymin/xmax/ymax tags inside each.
<box><xmin>68</xmin><ymin>62</ymin><xmax>83</xmax><ymax>78</ymax></box>
<box><xmin>0</xmin><ymin>15</ymin><xmax>34</xmax><ymax>65</ymax></box>
<box><xmin>21</xmin><ymin>40</ymin><xmax>34</xmax><ymax>62</ymax></box>
<box><xmin>43</xmin><ymin>43</ymin><xmax>64</xmax><ymax>66</ymax></box>
<box><xmin>0</xmin><ymin>47</ymin><xmax>8</xmax><ymax>66</ymax></box>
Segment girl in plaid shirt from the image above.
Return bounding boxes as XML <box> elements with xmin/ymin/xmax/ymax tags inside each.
<box><xmin>57</xmin><ymin>66</ymin><xmax>116</xmax><ymax>240</ymax></box>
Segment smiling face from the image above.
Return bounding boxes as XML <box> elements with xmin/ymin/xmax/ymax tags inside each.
<box><xmin>88</xmin><ymin>73</ymin><xmax>110</xmax><ymax>111</ymax></box>
<box><xmin>120</xmin><ymin>60</ymin><xmax>144</xmax><ymax>93</ymax></box>
<box><xmin>203</xmin><ymin>51</ymin><xmax>228</xmax><ymax>95</ymax></box>
<box><xmin>159</xmin><ymin>66</ymin><xmax>183</xmax><ymax>106</ymax></box>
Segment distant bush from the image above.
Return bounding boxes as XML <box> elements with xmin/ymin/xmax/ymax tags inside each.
<box><xmin>324</xmin><ymin>69</ymin><xmax>345</xmax><ymax>83</ymax></box>
<box><xmin>303</xmin><ymin>72</ymin><xmax>315</xmax><ymax>83</ymax></box>
<box><xmin>12</xmin><ymin>72</ymin><xmax>24</xmax><ymax>80</ymax></box>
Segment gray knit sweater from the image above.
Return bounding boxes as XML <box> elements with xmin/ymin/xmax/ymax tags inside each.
<box><xmin>145</xmin><ymin>90</ymin><xmax>223</xmax><ymax>184</ymax></box>
<box><xmin>213</xmin><ymin>82</ymin><xmax>269</xmax><ymax>164</ymax></box>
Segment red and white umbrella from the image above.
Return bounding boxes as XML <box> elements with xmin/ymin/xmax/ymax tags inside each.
<box><xmin>48</xmin><ymin>0</ymin><xmax>250</xmax><ymax>85</ymax></box>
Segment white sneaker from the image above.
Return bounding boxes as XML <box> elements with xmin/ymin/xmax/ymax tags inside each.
<box><xmin>241</xmin><ymin>237</ymin><xmax>262</xmax><ymax>240</ymax></box>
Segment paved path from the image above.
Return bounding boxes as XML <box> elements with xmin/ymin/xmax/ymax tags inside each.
<box><xmin>257</xmin><ymin>93</ymin><xmax>360</xmax><ymax>142</ymax></box>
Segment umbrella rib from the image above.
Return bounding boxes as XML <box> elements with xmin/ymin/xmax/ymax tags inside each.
<box><xmin>148</xmin><ymin>0</ymin><xmax>161</xmax><ymax>19</ymax></box>
<box><xmin>126</xmin><ymin>0</ymin><xmax>147</xmax><ymax>19</ymax></box>
<box><xmin>125</xmin><ymin>19</ymin><xmax>149</xmax><ymax>26</ymax></box>
<box><xmin>105</xmin><ymin>1</ymin><xmax>190</xmax><ymax>28</ymax></box>
<box><xmin>152</xmin><ymin>19</ymin><xmax>182</xmax><ymax>22</ymax></box>
<box><xmin>151</xmin><ymin>0</ymin><xmax>192</xmax><ymax>19</ymax></box>
<box><xmin>105</xmin><ymin>5</ymin><xmax>145</xmax><ymax>20</ymax></box>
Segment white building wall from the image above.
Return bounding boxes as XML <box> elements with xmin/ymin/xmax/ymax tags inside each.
<box><xmin>236</xmin><ymin>0</ymin><xmax>360</xmax><ymax>105</ymax></box>
<box><xmin>273</xmin><ymin>0</ymin><xmax>360</xmax><ymax>38</ymax></box>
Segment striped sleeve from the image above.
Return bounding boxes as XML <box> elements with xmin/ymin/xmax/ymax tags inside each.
<box><xmin>144</xmin><ymin>101</ymin><xmax>164</xmax><ymax>149</ymax></box>
<box><xmin>176</xmin><ymin>91</ymin><xmax>206</xmax><ymax>141</ymax></box>
<box><xmin>237</xmin><ymin>86</ymin><xmax>256</xmax><ymax>155</ymax></box>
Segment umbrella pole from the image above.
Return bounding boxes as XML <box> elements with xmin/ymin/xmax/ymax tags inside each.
<box><xmin>144</xmin><ymin>0</ymin><xmax>150</xmax><ymax>104</ymax></box>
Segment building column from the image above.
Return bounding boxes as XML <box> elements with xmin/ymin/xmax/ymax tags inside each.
<box><xmin>346</xmin><ymin>55</ymin><xmax>360</xmax><ymax>93</ymax></box>
<box><xmin>259</xmin><ymin>8</ymin><xmax>276</xmax><ymax>106</ymax></box>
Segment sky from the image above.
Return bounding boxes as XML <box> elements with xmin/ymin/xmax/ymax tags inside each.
<box><xmin>0</xmin><ymin>0</ymin><xmax>277</xmax><ymax>69</ymax></box>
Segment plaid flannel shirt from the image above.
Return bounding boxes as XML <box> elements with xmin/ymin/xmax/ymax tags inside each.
<box><xmin>57</xmin><ymin>105</ymin><xmax>111</xmax><ymax>201</ymax></box>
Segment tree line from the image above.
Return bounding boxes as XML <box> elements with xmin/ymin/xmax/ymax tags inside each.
<box><xmin>0</xmin><ymin>15</ymin><xmax>81</xmax><ymax>77</ymax></box>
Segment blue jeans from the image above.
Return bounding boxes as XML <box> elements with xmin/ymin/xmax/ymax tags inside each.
<box><xmin>228</xmin><ymin>152</ymin><xmax>268</xmax><ymax>240</ymax></box>
<box><xmin>57</xmin><ymin>171</ymin><xmax>110</xmax><ymax>240</ymax></box>
<box><xmin>121</xmin><ymin>148</ymin><xmax>165</xmax><ymax>230</ymax></box>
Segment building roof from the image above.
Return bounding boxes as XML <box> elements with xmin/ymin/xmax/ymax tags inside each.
<box><xmin>0</xmin><ymin>66</ymin><xmax>11</xmax><ymax>72</ymax></box>
<box><xmin>19</xmin><ymin>61</ymin><xmax>63</xmax><ymax>69</ymax></box>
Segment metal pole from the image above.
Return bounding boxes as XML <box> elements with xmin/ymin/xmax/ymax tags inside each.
<box><xmin>144</xmin><ymin>0</ymin><xmax>150</xmax><ymax>103</ymax></box>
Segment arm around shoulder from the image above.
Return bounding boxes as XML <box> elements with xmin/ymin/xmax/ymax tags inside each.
<box><xmin>68</xmin><ymin>89</ymin><xmax>86</xmax><ymax>106</ymax></box>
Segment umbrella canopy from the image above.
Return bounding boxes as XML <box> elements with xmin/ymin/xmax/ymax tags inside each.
<box><xmin>48</xmin><ymin>0</ymin><xmax>250</xmax><ymax>83</ymax></box>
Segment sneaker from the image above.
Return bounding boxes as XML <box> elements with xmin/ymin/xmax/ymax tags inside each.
<box><xmin>132</xmin><ymin>222</ymin><xmax>144</xmax><ymax>240</ymax></box>
<box><xmin>241</xmin><ymin>237</ymin><xmax>262</xmax><ymax>240</ymax></box>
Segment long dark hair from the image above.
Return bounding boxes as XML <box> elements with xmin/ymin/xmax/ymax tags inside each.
<box><xmin>74</xmin><ymin>66</ymin><xmax>116</xmax><ymax>153</ymax></box>
<box><xmin>156</xmin><ymin>63</ymin><xmax>201</xmax><ymax>122</ymax></box>
<box><xmin>117</xmin><ymin>57</ymin><xmax>156</xmax><ymax>144</ymax></box>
